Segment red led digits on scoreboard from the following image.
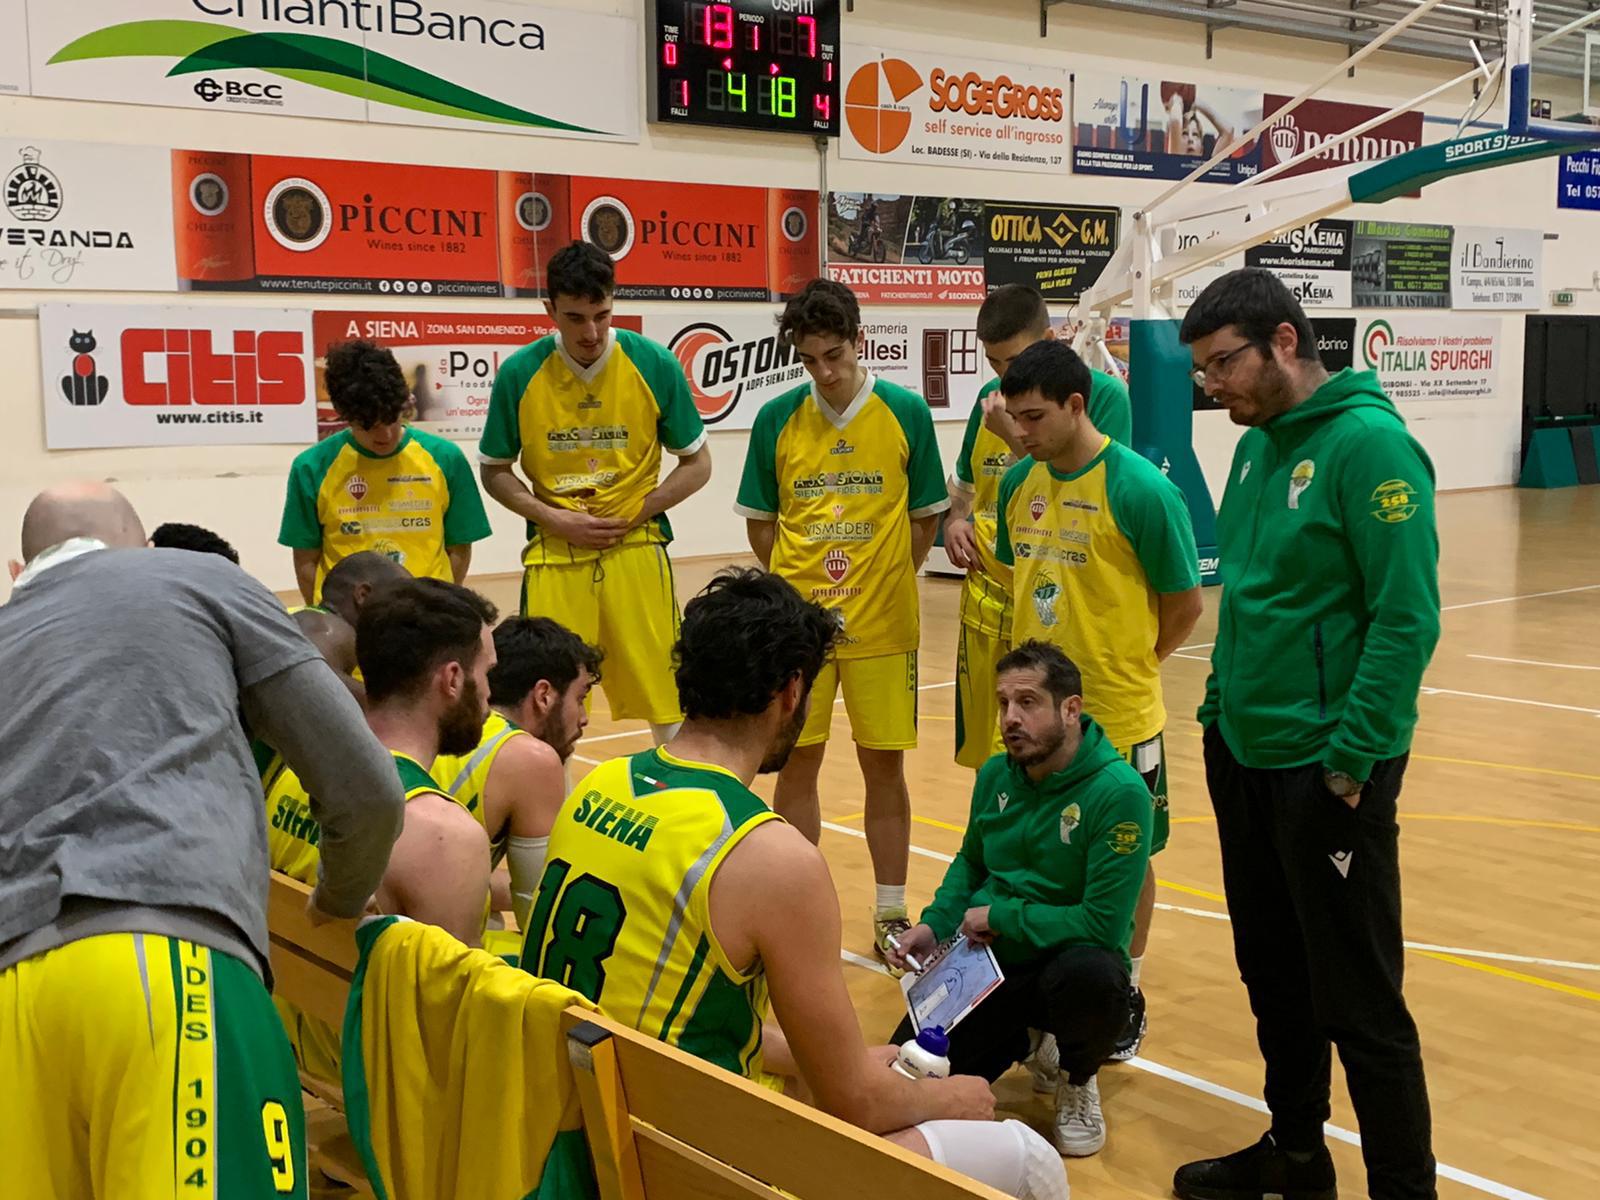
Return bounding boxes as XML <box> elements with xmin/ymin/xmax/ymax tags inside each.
<box><xmin>695</xmin><ymin>2</ymin><xmax>734</xmax><ymax>50</ymax></box>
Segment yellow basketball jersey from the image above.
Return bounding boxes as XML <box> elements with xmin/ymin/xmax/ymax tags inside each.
<box><xmin>995</xmin><ymin>439</ymin><xmax>1199</xmax><ymax>748</ymax></box>
<box><xmin>430</xmin><ymin>711</ymin><xmax>527</xmax><ymax>867</ymax></box>
<box><xmin>521</xmin><ymin>748</ymin><xmax>780</xmax><ymax>1079</ymax></box>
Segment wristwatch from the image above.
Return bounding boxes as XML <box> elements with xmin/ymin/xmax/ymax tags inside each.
<box><xmin>1323</xmin><ymin>770</ymin><xmax>1362</xmax><ymax>798</ymax></box>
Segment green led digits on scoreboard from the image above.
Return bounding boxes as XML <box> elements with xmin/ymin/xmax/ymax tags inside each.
<box><xmin>648</xmin><ymin>1</ymin><xmax>841</xmax><ymax>137</ymax></box>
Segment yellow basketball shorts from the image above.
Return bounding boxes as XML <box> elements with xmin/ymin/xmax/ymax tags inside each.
<box><xmin>1114</xmin><ymin>731</ymin><xmax>1170</xmax><ymax>855</ymax></box>
<box><xmin>954</xmin><ymin>623</ymin><xmax>1008</xmax><ymax>770</ymax></box>
<box><xmin>0</xmin><ymin>933</ymin><xmax>307</xmax><ymax>1200</ymax></box>
<box><xmin>798</xmin><ymin>651</ymin><xmax>919</xmax><ymax>751</ymax></box>
<box><xmin>521</xmin><ymin>543</ymin><xmax>683</xmax><ymax>725</ymax></box>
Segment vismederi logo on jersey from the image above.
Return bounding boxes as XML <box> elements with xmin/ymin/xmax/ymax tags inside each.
<box><xmin>44</xmin><ymin>13</ymin><xmax>613</xmax><ymax>136</ymax></box>
<box><xmin>669</xmin><ymin>322</ymin><xmax>804</xmax><ymax>424</ymax></box>
<box><xmin>117</xmin><ymin>328</ymin><xmax>308</xmax><ymax>407</ymax></box>
<box><xmin>1362</xmin><ymin>319</ymin><xmax>1394</xmax><ymax>369</ymax></box>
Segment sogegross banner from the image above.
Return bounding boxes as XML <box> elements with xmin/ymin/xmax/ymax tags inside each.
<box><xmin>309</xmin><ymin>310</ymin><xmax>643</xmax><ymax>442</ymax></box>
<box><xmin>644</xmin><ymin>308</ymin><xmax>983</xmax><ymax>431</ymax></box>
<box><xmin>1072</xmin><ymin>75</ymin><xmax>1262</xmax><ymax>183</ymax></box>
<box><xmin>1358</xmin><ymin>314</ymin><xmax>1499</xmax><ymax>403</ymax></box>
<box><xmin>841</xmin><ymin>45</ymin><xmax>1069</xmax><ymax>174</ymax></box>
<box><xmin>22</xmin><ymin>0</ymin><xmax>638</xmax><ymax>141</ymax></box>
<box><xmin>38</xmin><ymin>302</ymin><xmax>316</xmax><ymax>449</ymax></box>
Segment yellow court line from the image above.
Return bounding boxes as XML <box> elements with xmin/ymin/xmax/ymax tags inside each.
<box><xmin>912</xmin><ymin>813</ymin><xmax>967</xmax><ymax>833</ymax></box>
<box><xmin>1411</xmin><ymin>752</ymin><xmax>1600</xmax><ymax>786</ymax></box>
<box><xmin>1157</xmin><ymin>879</ymin><xmax>1227</xmax><ymax>903</ymax></box>
<box><xmin>1412</xmin><ymin>951</ymin><xmax>1600</xmax><ymax>1004</ymax></box>
<box><xmin>832</xmin><ymin>811</ymin><xmax>864</xmax><ymax>822</ymax></box>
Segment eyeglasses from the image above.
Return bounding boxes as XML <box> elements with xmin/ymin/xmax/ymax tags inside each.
<box><xmin>1190</xmin><ymin>342</ymin><xmax>1257</xmax><ymax>388</ymax></box>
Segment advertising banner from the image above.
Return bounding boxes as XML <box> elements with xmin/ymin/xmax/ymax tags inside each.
<box><xmin>0</xmin><ymin>0</ymin><xmax>26</xmax><ymax>94</ymax></box>
<box><xmin>23</xmin><ymin>0</ymin><xmax>637</xmax><ymax>141</ymax></box>
<box><xmin>1073</xmin><ymin>76</ymin><xmax>1262</xmax><ymax>183</ymax></box>
<box><xmin>1451</xmin><ymin>226</ymin><xmax>1542</xmax><ymax>309</ymax></box>
<box><xmin>1</xmin><ymin>138</ymin><xmax>178</xmax><ymax>291</ymax></box>
<box><xmin>1260</xmin><ymin>95</ymin><xmax>1422</xmax><ymax>191</ymax></box>
<box><xmin>310</xmin><ymin>310</ymin><xmax>643</xmax><ymax>441</ymax></box>
<box><xmin>1244</xmin><ymin>218</ymin><xmax>1353</xmax><ymax>308</ymax></box>
<box><xmin>841</xmin><ymin>45</ymin><xmax>1069</xmax><ymax>174</ymax></box>
<box><xmin>1556</xmin><ymin>151</ymin><xmax>1600</xmax><ymax>210</ymax></box>
<box><xmin>645</xmin><ymin>308</ymin><xmax>981</xmax><ymax>431</ymax></box>
<box><xmin>38</xmin><ymin>303</ymin><xmax>316</xmax><ymax>449</ymax></box>
<box><xmin>1167</xmin><ymin>213</ymin><xmax>1246</xmax><ymax>309</ymax></box>
<box><xmin>983</xmin><ymin>202</ymin><xmax>1119</xmax><ymax>300</ymax></box>
<box><xmin>1358</xmin><ymin>314</ymin><xmax>1499</xmax><ymax>403</ymax></box>
<box><xmin>1351</xmin><ymin>221</ymin><xmax>1453</xmax><ymax>308</ymax></box>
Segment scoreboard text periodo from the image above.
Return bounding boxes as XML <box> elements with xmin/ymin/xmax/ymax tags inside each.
<box><xmin>648</xmin><ymin>1</ymin><xmax>841</xmax><ymax>136</ymax></box>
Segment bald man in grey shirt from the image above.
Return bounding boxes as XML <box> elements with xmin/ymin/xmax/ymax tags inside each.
<box><xmin>0</xmin><ymin>483</ymin><xmax>404</xmax><ymax>1199</ymax></box>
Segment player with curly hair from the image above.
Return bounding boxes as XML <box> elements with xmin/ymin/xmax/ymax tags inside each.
<box><xmin>279</xmin><ymin>339</ymin><xmax>492</xmax><ymax>605</ymax></box>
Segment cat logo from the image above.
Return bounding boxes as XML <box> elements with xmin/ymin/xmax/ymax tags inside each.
<box><xmin>1059</xmin><ymin>802</ymin><xmax>1081</xmax><ymax>845</ymax></box>
<box><xmin>1029</xmin><ymin>494</ymin><xmax>1047</xmax><ymax>521</ymax></box>
<box><xmin>61</xmin><ymin>330</ymin><xmax>110</xmax><ymax>407</ymax></box>
<box><xmin>824</xmin><ymin>549</ymin><xmax>850</xmax><ymax>582</ymax></box>
<box><xmin>347</xmin><ymin>476</ymin><xmax>368</xmax><ymax>501</ymax></box>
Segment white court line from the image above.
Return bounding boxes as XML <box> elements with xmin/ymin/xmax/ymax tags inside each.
<box><xmin>1420</xmin><ymin>686</ymin><xmax>1600</xmax><ymax>719</ymax></box>
<box><xmin>1442</xmin><ymin>583</ymin><xmax>1600</xmax><ymax>612</ymax></box>
<box><xmin>822</xmin><ymin>820</ymin><xmax>954</xmax><ymax>863</ymax></box>
<box><xmin>1468</xmin><ymin>654</ymin><xmax>1600</xmax><ymax>672</ymax></box>
<box><xmin>1169</xmin><ymin>652</ymin><xmax>1210</xmax><ymax>662</ymax></box>
<box><xmin>579</xmin><ymin>728</ymin><xmax>655</xmax><ymax>746</ymax></box>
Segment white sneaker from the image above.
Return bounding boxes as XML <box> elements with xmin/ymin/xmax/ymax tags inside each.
<box><xmin>1052</xmin><ymin>1075</ymin><xmax>1105</xmax><ymax>1157</ymax></box>
<box><xmin>1024</xmin><ymin>1029</ymin><xmax>1059</xmax><ymax>1093</ymax></box>
<box><xmin>1004</xmin><ymin>1119</ymin><xmax>1071</xmax><ymax>1200</ymax></box>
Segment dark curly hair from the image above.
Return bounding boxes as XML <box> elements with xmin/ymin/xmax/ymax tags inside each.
<box><xmin>356</xmin><ymin>578</ymin><xmax>499</xmax><ymax>705</ymax></box>
<box><xmin>324</xmin><ymin>339</ymin><xmax>409</xmax><ymax>430</ymax></box>
<box><xmin>489</xmin><ymin>617</ymin><xmax>604</xmax><ymax>707</ymax></box>
<box><xmin>547</xmin><ymin>240</ymin><xmax>615</xmax><ymax>303</ymax></box>
<box><xmin>150</xmin><ymin>521</ymin><xmax>239</xmax><ymax>564</ymax></box>
<box><xmin>778</xmin><ymin>277</ymin><xmax>860</xmax><ymax>346</ymax></box>
<box><xmin>675</xmin><ymin>568</ymin><xmax>839</xmax><ymax>720</ymax></box>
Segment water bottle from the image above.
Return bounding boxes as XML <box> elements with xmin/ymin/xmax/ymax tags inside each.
<box><xmin>891</xmin><ymin>1026</ymin><xmax>952</xmax><ymax>1080</ymax></box>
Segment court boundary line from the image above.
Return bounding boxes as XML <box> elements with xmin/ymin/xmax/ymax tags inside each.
<box><xmin>835</xmin><ymin>949</ymin><xmax>1548</xmax><ymax>1200</ymax></box>
<box><xmin>1468</xmin><ymin>654</ymin><xmax>1600</xmax><ymax>671</ymax></box>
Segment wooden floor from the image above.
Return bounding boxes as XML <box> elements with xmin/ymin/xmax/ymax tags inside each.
<box><xmin>471</xmin><ymin>485</ymin><xmax>1600</xmax><ymax>1200</ymax></box>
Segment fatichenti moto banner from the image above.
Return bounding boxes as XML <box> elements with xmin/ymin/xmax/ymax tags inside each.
<box><xmin>1072</xmin><ymin>75</ymin><xmax>1262</xmax><ymax>183</ymax></box>
<box><xmin>1359</xmin><ymin>314</ymin><xmax>1498</xmax><ymax>403</ymax></box>
<box><xmin>644</xmin><ymin>308</ymin><xmax>978</xmax><ymax>431</ymax></box>
<box><xmin>1</xmin><ymin>138</ymin><xmax>178</xmax><ymax>291</ymax></box>
<box><xmin>841</xmin><ymin>44</ymin><xmax>1069</xmax><ymax>174</ymax></box>
<box><xmin>23</xmin><ymin>0</ymin><xmax>638</xmax><ymax>141</ymax></box>
<box><xmin>1351</xmin><ymin>221</ymin><xmax>1453</xmax><ymax>308</ymax></box>
<box><xmin>1450</xmin><ymin>226</ymin><xmax>1542</xmax><ymax>310</ymax></box>
<box><xmin>38</xmin><ymin>303</ymin><xmax>316</xmax><ymax>449</ymax></box>
<box><xmin>1244</xmin><ymin>219</ymin><xmax>1353</xmax><ymax>308</ymax></box>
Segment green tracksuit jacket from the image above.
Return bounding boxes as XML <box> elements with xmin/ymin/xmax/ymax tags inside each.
<box><xmin>920</xmin><ymin>716</ymin><xmax>1152</xmax><ymax>972</ymax></box>
<box><xmin>1199</xmin><ymin>368</ymin><xmax>1441</xmax><ymax>782</ymax></box>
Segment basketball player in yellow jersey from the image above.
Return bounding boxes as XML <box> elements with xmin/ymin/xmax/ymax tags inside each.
<box><xmin>480</xmin><ymin>241</ymin><xmax>712</xmax><ymax>746</ymax></box>
<box><xmin>524</xmin><ymin>570</ymin><xmax>1066</xmax><ymax>1200</ymax></box>
<box><xmin>735</xmin><ymin>279</ymin><xmax>948</xmax><ymax>971</ymax></box>
<box><xmin>280</xmin><ymin>340</ymin><xmax>492</xmax><ymax>605</ymax></box>
<box><xmin>432</xmin><ymin>617</ymin><xmax>602</xmax><ymax>925</ymax></box>
<box><xmin>996</xmin><ymin>340</ymin><xmax>1204</xmax><ymax>1062</ymax></box>
<box><xmin>946</xmin><ymin>285</ymin><xmax>1133</xmax><ymax>771</ymax></box>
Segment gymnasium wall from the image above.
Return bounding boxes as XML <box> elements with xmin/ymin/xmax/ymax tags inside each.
<box><xmin>1</xmin><ymin>0</ymin><xmax>1590</xmax><ymax>599</ymax></box>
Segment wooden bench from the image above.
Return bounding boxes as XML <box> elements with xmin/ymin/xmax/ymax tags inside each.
<box><xmin>268</xmin><ymin>872</ymin><xmax>1005</xmax><ymax>1200</ymax></box>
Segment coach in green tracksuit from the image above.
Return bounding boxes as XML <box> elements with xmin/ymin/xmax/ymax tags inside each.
<box><xmin>1174</xmin><ymin>268</ymin><xmax>1440</xmax><ymax>1200</ymax></box>
<box><xmin>886</xmin><ymin>640</ymin><xmax>1150</xmax><ymax>1158</ymax></box>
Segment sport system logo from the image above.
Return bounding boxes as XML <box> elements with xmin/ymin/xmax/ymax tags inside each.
<box><xmin>4</xmin><ymin>147</ymin><xmax>63</xmax><ymax>222</ymax></box>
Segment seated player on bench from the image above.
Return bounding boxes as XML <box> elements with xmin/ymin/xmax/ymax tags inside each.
<box><xmin>523</xmin><ymin>569</ymin><xmax>1069</xmax><ymax>1200</ymax></box>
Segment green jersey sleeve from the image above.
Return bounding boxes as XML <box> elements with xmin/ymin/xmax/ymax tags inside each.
<box><xmin>881</xmin><ymin>383</ymin><xmax>949</xmax><ymax>518</ymax></box>
<box><xmin>1109</xmin><ymin>449</ymin><xmax>1201</xmax><ymax>594</ymax></box>
<box><xmin>625</xmin><ymin>332</ymin><xmax>707</xmax><ymax>455</ymax></box>
<box><xmin>428</xmin><ymin>436</ymin><xmax>493</xmax><ymax>545</ymax></box>
<box><xmin>953</xmin><ymin>388</ymin><xmax>991</xmax><ymax>489</ymax></box>
<box><xmin>733</xmin><ymin>397</ymin><xmax>785</xmax><ymax>520</ymax></box>
<box><xmin>480</xmin><ymin>345</ymin><xmax>538</xmax><ymax>464</ymax></box>
<box><xmin>1089</xmin><ymin>369</ymin><xmax>1133</xmax><ymax>447</ymax></box>
<box><xmin>993</xmin><ymin>458</ymin><xmax>1032</xmax><ymax>567</ymax></box>
<box><xmin>279</xmin><ymin>446</ymin><xmax>329</xmax><ymax>550</ymax></box>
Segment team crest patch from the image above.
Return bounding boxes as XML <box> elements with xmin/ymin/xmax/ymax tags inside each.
<box><xmin>1288</xmin><ymin>460</ymin><xmax>1315</xmax><ymax>510</ymax></box>
<box><xmin>1370</xmin><ymin>479</ymin><xmax>1419</xmax><ymax>523</ymax></box>
<box><xmin>1031</xmin><ymin>576</ymin><xmax>1061</xmax><ymax>628</ymax></box>
<box><xmin>1059</xmin><ymin>802</ymin><xmax>1081</xmax><ymax>844</ymax></box>
<box><xmin>824</xmin><ymin>549</ymin><xmax>850</xmax><ymax>582</ymax></box>
<box><xmin>346</xmin><ymin>475</ymin><xmax>368</xmax><ymax>501</ymax></box>
<box><xmin>1029</xmin><ymin>494</ymin><xmax>1048</xmax><ymax>521</ymax></box>
<box><xmin>1107</xmin><ymin>821</ymin><xmax>1143</xmax><ymax>855</ymax></box>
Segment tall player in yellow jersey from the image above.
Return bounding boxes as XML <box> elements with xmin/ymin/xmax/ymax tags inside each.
<box><xmin>524</xmin><ymin>570</ymin><xmax>1066</xmax><ymax>1200</ymax></box>
<box><xmin>946</xmin><ymin>286</ymin><xmax>1133</xmax><ymax>771</ymax></box>
<box><xmin>996</xmin><ymin>340</ymin><xmax>1204</xmax><ymax>1062</ymax></box>
<box><xmin>431</xmin><ymin>617</ymin><xmax>602</xmax><ymax>925</ymax></box>
<box><xmin>735</xmin><ymin>279</ymin><xmax>949</xmax><ymax>971</ymax></box>
<box><xmin>281</xmin><ymin>340</ymin><xmax>492</xmax><ymax>605</ymax></box>
<box><xmin>480</xmin><ymin>242</ymin><xmax>712</xmax><ymax>745</ymax></box>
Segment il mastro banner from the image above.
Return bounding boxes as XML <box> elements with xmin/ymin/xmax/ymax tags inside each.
<box><xmin>644</xmin><ymin>309</ymin><xmax>986</xmax><ymax>431</ymax></box>
<box><xmin>17</xmin><ymin>0</ymin><xmax>638</xmax><ymax>141</ymax></box>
